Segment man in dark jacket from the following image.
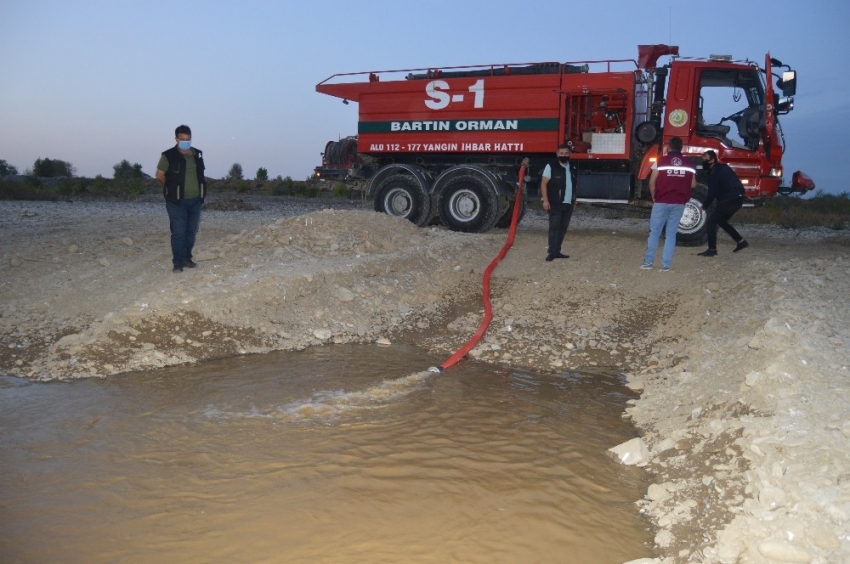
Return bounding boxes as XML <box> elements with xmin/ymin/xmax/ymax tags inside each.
<box><xmin>540</xmin><ymin>144</ymin><xmax>578</xmax><ymax>261</ymax></box>
<box><xmin>156</xmin><ymin>124</ymin><xmax>207</xmax><ymax>272</ymax></box>
<box><xmin>698</xmin><ymin>150</ymin><xmax>748</xmax><ymax>257</ymax></box>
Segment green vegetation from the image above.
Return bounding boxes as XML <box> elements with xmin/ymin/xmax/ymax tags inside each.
<box><xmin>0</xmin><ymin>159</ymin><xmax>18</xmax><ymax>176</ymax></box>
<box><xmin>113</xmin><ymin>160</ymin><xmax>145</xmax><ymax>180</ymax></box>
<box><xmin>332</xmin><ymin>182</ymin><xmax>348</xmax><ymax>198</ymax></box>
<box><xmin>0</xmin><ymin>151</ymin><xmax>371</xmax><ymax>202</ymax></box>
<box><xmin>738</xmin><ymin>191</ymin><xmax>850</xmax><ymax>230</ymax></box>
<box><xmin>0</xmin><ymin>166</ymin><xmax>846</xmax><ymax>226</ymax></box>
<box><xmin>29</xmin><ymin>157</ymin><xmax>76</xmax><ymax>177</ymax></box>
<box><xmin>226</xmin><ymin>163</ymin><xmax>243</xmax><ymax>181</ymax></box>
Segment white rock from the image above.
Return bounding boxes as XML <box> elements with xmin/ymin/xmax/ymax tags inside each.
<box><xmin>744</xmin><ymin>371</ymin><xmax>762</xmax><ymax>386</ymax></box>
<box><xmin>608</xmin><ymin>437</ymin><xmax>650</xmax><ymax>466</ymax></box>
<box><xmin>376</xmin><ymin>337</ymin><xmax>391</xmax><ymax>346</ymax></box>
<box><xmin>654</xmin><ymin>529</ymin><xmax>674</xmax><ymax>548</ymax></box>
<box><xmin>646</xmin><ymin>483</ymin><xmax>669</xmax><ymax>502</ymax></box>
<box><xmin>336</xmin><ymin>287</ymin><xmax>355</xmax><ymax>302</ymax></box>
<box><xmin>764</xmin><ymin>317</ymin><xmax>794</xmax><ymax>337</ymax></box>
<box><xmin>809</xmin><ymin>524</ymin><xmax>841</xmax><ymax>550</ymax></box>
<box><xmin>757</xmin><ymin>540</ymin><xmax>812</xmax><ymax>562</ymax></box>
<box><xmin>312</xmin><ymin>329</ymin><xmax>332</xmax><ymax>340</ymax></box>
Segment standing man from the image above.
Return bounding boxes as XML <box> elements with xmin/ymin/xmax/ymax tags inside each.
<box><xmin>156</xmin><ymin>125</ymin><xmax>206</xmax><ymax>273</ymax></box>
<box><xmin>698</xmin><ymin>150</ymin><xmax>748</xmax><ymax>257</ymax></box>
<box><xmin>540</xmin><ymin>144</ymin><xmax>578</xmax><ymax>262</ymax></box>
<box><xmin>640</xmin><ymin>137</ymin><xmax>696</xmax><ymax>271</ymax></box>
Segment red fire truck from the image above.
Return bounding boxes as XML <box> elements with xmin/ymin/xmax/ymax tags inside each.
<box><xmin>315</xmin><ymin>45</ymin><xmax>813</xmax><ymax>240</ymax></box>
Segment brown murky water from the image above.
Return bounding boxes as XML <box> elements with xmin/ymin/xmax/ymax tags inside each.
<box><xmin>0</xmin><ymin>343</ymin><xmax>654</xmax><ymax>563</ymax></box>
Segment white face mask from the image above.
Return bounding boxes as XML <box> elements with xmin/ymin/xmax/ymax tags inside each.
<box><xmin>178</xmin><ymin>140</ymin><xmax>192</xmax><ymax>151</ymax></box>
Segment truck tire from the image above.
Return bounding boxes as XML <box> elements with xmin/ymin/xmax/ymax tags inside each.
<box><xmin>437</xmin><ymin>174</ymin><xmax>500</xmax><ymax>233</ymax></box>
<box><xmin>676</xmin><ymin>183</ymin><xmax>709</xmax><ymax>246</ymax></box>
<box><xmin>374</xmin><ymin>174</ymin><xmax>432</xmax><ymax>226</ymax></box>
<box><xmin>495</xmin><ymin>196</ymin><xmax>526</xmax><ymax>228</ymax></box>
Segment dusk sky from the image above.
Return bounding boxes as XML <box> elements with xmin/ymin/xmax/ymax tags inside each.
<box><xmin>1</xmin><ymin>0</ymin><xmax>848</xmax><ymax>195</ymax></box>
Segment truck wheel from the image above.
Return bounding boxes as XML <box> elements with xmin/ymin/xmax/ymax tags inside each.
<box><xmin>374</xmin><ymin>175</ymin><xmax>431</xmax><ymax>226</ymax></box>
<box><xmin>676</xmin><ymin>183</ymin><xmax>709</xmax><ymax>246</ymax></box>
<box><xmin>438</xmin><ymin>175</ymin><xmax>500</xmax><ymax>233</ymax></box>
<box><xmin>495</xmin><ymin>196</ymin><xmax>526</xmax><ymax>228</ymax></box>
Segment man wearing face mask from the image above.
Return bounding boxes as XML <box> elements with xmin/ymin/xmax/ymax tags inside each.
<box><xmin>156</xmin><ymin>124</ymin><xmax>207</xmax><ymax>272</ymax></box>
<box><xmin>540</xmin><ymin>144</ymin><xmax>578</xmax><ymax>262</ymax></box>
<box><xmin>697</xmin><ymin>150</ymin><xmax>748</xmax><ymax>257</ymax></box>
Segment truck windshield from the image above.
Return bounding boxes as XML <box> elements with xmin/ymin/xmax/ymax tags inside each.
<box><xmin>697</xmin><ymin>68</ymin><xmax>765</xmax><ymax>151</ymax></box>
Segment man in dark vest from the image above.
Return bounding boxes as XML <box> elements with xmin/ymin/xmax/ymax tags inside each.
<box><xmin>698</xmin><ymin>150</ymin><xmax>748</xmax><ymax>256</ymax></box>
<box><xmin>540</xmin><ymin>144</ymin><xmax>578</xmax><ymax>262</ymax></box>
<box><xmin>156</xmin><ymin>124</ymin><xmax>207</xmax><ymax>272</ymax></box>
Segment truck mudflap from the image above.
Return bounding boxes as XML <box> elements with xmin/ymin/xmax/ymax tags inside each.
<box><xmin>777</xmin><ymin>171</ymin><xmax>816</xmax><ymax>195</ymax></box>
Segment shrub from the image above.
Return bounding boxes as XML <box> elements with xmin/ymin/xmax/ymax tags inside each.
<box><xmin>332</xmin><ymin>182</ymin><xmax>348</xmax><ymax>198</ymax></box>
<box><xmin>113</xmin><ymin>160</ymin><xmax>145</xmax><ymax>180</ymax></box>
<box><xmin>0</xmin><ymin>159</ymin><xmax>18</xmax><ymax>176</ymax></box>
<box><xmin>226</xmin><ymin>163</ymin><xmax>243</xmax><ymax>181</ymax></box>
<box><xmin>30</xmin><ymin>157</ymin><xmax>75</xmax><ymax>177</ymax></box>
<box><xmin>57</xmin><ymin>178</ymin><xmax>86</xmax><ymax>197</ymax></box>
<box><xmin>738</xmin><ymin>191</ymin><xmax>850</xmax><ymax>230</ymax></box>
<box><xmin>89</xmin><ymin>175</ymin><xmax>107</xmax><ymax>194</ymax></box>
<box><xmin>0</xmin><ymin>176</ymin><xmax>57</xmax><ymax>201</ymax></box>
<box><xmin>267</xmin><ymin>180</ymin><xmax>286</xmax><ymax>196</ymax></box>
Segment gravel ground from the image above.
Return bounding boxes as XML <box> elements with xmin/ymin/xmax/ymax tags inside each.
<box><xmin>2</xmin><ymin>192</ymin><xmax>849</xmax><ymax>563</ymax></box>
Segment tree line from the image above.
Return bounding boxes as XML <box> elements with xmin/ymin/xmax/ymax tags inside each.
<box><xmin>1</xmin><ymin>158</ymin><xmax>277</xmax><ymax>181</ymax></box>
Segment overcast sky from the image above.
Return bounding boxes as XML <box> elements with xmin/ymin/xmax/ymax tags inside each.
<box><xmin>1</xmin><ymin>0</ymin><xmax>847</xmax><ymax>195</ymax></box>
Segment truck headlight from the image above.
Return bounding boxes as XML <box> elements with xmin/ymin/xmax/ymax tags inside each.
<box><xmin>769</xmin><ymin>167</ymin><xmax>783</xmax><ymax>177</ymax></box>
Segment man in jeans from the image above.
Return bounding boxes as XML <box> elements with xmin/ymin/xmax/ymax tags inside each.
<box><xmin>156</xmin><ymin>125</ymin><xmax>207</xmax><ymax>273</ymax></box>
<box><xmin>640</xmin><ymin>136</ymin><xmax>695</xmax><ymax>271</ymax></box>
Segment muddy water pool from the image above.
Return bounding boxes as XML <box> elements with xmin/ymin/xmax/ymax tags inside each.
<box><xmin>0</xmin><ymin>343</ymin><xmax>654</xmax><ymax>563</ymax></box>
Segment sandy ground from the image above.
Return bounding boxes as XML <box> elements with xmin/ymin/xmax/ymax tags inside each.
<box><xmin>2</xmin><ymin>193</ymin><xmax>849</xmax><ymax>563</ymax></box>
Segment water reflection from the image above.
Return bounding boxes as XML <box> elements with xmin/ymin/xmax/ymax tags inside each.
<box><xmin>0</xmin><ymin>343</ymin><xmax>654</xmax><ymax>563</ymax></box>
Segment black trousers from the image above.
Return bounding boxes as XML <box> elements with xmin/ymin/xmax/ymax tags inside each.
<box><xmin>707</xmin><ymin>198</ymin><xmax>743</xmax><ymax>250</ymax></box>
<box><xmin>547</xmin><ymin>203</ymin><xmax>574</xmax><ymax>256</ymax></box>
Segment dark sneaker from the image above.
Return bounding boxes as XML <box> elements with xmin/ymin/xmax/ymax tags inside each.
<box><xmin>184</xmin><ymin>260</ymin><xmax>198</xmax><ymax>268</ymax></box>
<box><xmin>661</xmin><ymin>265</ymin><xmax>671</xmax><ymax>272</ymax></box>
<box><xmin>697</xmin><ymin>249</ymin><xmax>718</xmax><ymax>257</ymax></box>
<box><xmin>639</xmin><ymin>263</ymin><xmax>653</xmax><ymax>270</ymax></box>
<box><xmin>545</xmin><ymin>254</ymin><xmax>555</xmax><ymax>262</ymax></box>
<box><xmin>733</xmin><ymin>240</ymin><xmax>749</xmax><ymax>253</ymax></box>
<box><xmin>172</xmin><ymin>265</ymin><xmax>184</xmax><ymax>273</ymax></box>
<box><xmin>556</xmin><ymin>252</ymin><xmax>569</xmax><ymax>259</ymax></box>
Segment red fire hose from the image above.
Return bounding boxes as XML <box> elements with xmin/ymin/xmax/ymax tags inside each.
<box><xmin>429</xmin><ymin>158</ymin><xmax>529</xmax><ymax>372</ymax></box>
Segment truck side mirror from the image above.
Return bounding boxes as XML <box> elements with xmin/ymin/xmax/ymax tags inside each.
<box><xmin>776</xmin><ymin>97</ymin><xmax>794</xmax><ymax>114</ymax></box>
<box><xmin>777</xmin><ymin>70</ymin><xmax>796</xmax><ymax>97</ymax></box>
